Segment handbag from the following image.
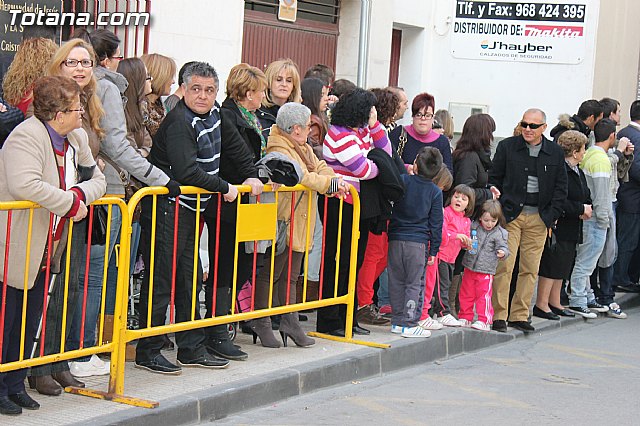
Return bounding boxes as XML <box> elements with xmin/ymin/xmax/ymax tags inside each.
<box><xmin>99</xmin><ymin>154</ymin><xmax>143</xmax><ymax>222</ymax></box>
<box><xmin>89</xmin><ymin>205</ymin><xmax>109</xmax><ymax>246</ymax></box>
<box><xmin>275</xmin><ymin>193</ymin><xmax>305</xmax><ymax>256</ymax></box>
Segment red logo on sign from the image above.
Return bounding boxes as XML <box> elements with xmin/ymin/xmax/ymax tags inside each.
<box><xmin>525</xmin><ymin>25</ymin><xmax>583</xmax><ymax>38</ymax></box>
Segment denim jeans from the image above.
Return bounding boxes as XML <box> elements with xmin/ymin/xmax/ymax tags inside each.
<box><xmin>613</xmin><ymin>211</ymin><xmax>640</xmax><ymax>286</ymax></box>
<box><xmin>306</xmin><ymin>213</ymin><xmax>323</xmax><ymax>282</ymax></box>
<box><xmin>67</xmin><ymin>208</ymin><xmax>122</xmax><ymax>360</ymax></box>
<box><xmin>377</xmin><ymin>269</ymin><xmax>389</xmax><ymax>306</ymax></box>
<box><xmin>569</xmin><ymin>219</ymin><xmax>608</xmax><ymax>308</ymax></box>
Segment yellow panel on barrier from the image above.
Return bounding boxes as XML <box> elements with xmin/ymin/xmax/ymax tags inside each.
<box><xmin>236</xmin><ymin>202</ymin><xmax>277</xmax><ymax>242</ymax></box>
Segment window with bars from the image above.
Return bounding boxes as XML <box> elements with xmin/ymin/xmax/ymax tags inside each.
<box><xmin>245</xmin><ymin>0</ymin><xmax>340</xmax><ymax>24</ymax></box>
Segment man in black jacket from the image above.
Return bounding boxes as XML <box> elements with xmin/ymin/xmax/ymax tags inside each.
<box><xmin>489</xmin><ymin>108</ymin><xmax>568</xmax><ymax>333</ymax></box>
<box><xmin>549</xmin><ymin>99</ymin><xmax>603</xmax><ymax>142</ymax></box>
<box><xmin>135</xmin><ymin>62</ymin><xmax>238</xmax><ymax>374</ymax></box>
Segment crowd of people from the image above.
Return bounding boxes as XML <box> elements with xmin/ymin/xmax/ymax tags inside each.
<box><xmin>0</xmin><ymin>27</ymin><xmax>639</xmax><ymax>417</ymax></box>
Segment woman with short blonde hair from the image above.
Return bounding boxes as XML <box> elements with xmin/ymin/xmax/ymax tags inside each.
<box><xmin>258</xmin><ymin>58</ymin><xmax>302</xmax><ymax>139</ymax></box>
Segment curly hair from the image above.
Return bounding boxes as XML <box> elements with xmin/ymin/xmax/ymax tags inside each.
<box><xmin>452</xmin><ymin>113</ymin><xmax>496</xmax><ymax>161</ymax></box>
<box><xmin>46</xmin><ymin>38</ymin><xmax>105</xmax><ymax>140</ymax></box>
<box><xmin>330</xmin><ymin>88</ymin><xmax>376</xmax><ymax>129</ymax></box>
<box><xmin>263</xmin><ymin>58</ymin><xmax>302</xmax><ymax>108</ymax></box>
<box><xmin>2</xmin><ymin>37</ymin><xmax>58</xmax><ymax>108</ymax></box>
<box><xmin>369</xmin><ymin>88</ymin><xmax>399</xmax><ymax>127</ymax></box>
<box><xmin>557</xmin><ymin>130</ymin><xmax>587</xmax><ymax>157</ymax></box>
<box><xmin>32</xmin><ymin>76</ymin><xmax>81</xmax><ymax>122</ymax></box>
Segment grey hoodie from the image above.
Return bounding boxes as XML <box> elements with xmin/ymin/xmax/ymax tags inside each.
<box><xmin>462</xmin><ymin>221</ymin><xmax>510</xmax><ymax>275</ymax></box>
<box><xmin>94</xmin><ymin>66</ymin><xmax>169</xmax><ymax>195</ymax></box>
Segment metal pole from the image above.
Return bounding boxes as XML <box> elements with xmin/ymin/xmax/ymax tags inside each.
<box><xmin>357</xmin><ymin>0</ymin><xmax>371</xmax><ymax>88</ymax></box>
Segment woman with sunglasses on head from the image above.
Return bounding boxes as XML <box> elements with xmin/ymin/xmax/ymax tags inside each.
<box><xmin>141</xmin><ymin>53</ymin><xmax>177</xmax><ymax>137</ymax></box>
<box><xmin>389</xmin><ymin>92</ymin><xmax>453</xmax><ymax>173</ymax></box>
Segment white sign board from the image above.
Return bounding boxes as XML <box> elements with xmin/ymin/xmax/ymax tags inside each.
<box><xmin>451</xmin><ymin>1</ymin><xmax>588</xmax><ymax>64</ymax></box>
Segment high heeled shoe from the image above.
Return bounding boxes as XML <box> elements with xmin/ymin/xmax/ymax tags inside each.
<box><xmin>279</xmin><ymin>313</ymin><xmax>315</xmax><ymax>347</ymax></box>
<box><xmin>249</xmin><ymin>318</ymin><xmax>281</xmax><ymax>348</ymax></box>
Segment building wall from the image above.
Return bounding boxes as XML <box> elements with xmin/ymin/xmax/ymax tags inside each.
<box><xmin>147</xmin><ymin>0</ymin><xmax>244</xmax><ymax>103</ymax></box>
<box><xmin>591</xmin><ymin>0</ymin><xmax>640</xmax><ymax>125</ymax></box>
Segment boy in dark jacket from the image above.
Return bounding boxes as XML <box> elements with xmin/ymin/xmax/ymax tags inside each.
<box><xmin>387</xmin><ymin>147</ymin><xmax>443</xmax><ymax>338</ymax></box>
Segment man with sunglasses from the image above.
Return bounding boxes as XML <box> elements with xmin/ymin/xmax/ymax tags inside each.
<box><xmin>489</xmin><ymin>109</ymin><xmax>568</xmax><ymax>333</ymax></box>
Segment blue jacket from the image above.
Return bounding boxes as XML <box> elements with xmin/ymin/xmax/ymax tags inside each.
<box><xmin>388</xmin><ymin>174</ymin><xmax>443</xmax><ymax>256</ymax></box>
<box><xmin>616</xmin><ymin>124</ymin><xmax>640</xmax><ymax>214</ymax></box>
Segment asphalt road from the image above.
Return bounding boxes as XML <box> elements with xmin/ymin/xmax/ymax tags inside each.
<box><xmin>208</xmin><ymin>308</ymin><xmax>640</xmax><ymax>425</ymax></box>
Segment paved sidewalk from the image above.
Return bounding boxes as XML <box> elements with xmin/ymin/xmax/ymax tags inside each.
<box><xmin>9</xmin><ymin>293</ymin><xmax>639</xmax><ymax>426</ymax></box>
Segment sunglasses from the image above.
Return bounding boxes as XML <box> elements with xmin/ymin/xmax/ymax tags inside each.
<box><xmin>520</xmin><ymin>121</ymin><xmax>545</xmax><ymax>130</ymax></box>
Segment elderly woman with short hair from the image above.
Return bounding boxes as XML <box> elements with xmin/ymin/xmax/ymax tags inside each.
<box><xmin>0</xmin><ymin>75</ymin><xmax>106</xmax><ymax>415</ymax></box>
<box><xmin>249</xmin><ymin>103</ymin><xmax>346</xmax><ymax>348</ymax></box>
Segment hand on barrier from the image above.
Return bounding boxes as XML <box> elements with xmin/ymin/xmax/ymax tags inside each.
<box><xmin>270</xmin><ymin>182</ymin><xmax>282</xmax><ymax>192</ymax></box>
<box><xmin>335</xmin><ymin>178</ymin><xmax>348</xmax><ymax>200</ymax></box>
<box><xmin>224</xmin><ymin>184</ymin><xmax>239</xmax><ymax>202</ymax></box>
<box><xmin>242</xmin><ymin>177</ymin><xmax>264</xmax><ymax>196</ymax></box>
<box><xmin>165</xmin><ymin>179</ymin><xmax>181</xmax><ymax>197</ymax></box>
<box><xmin>73</xmin><ymin>201</ymin><xmax>88</xmax><ymax>222</ymax></box>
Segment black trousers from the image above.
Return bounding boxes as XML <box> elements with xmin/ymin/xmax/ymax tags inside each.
<box><xmin>316</xmin><ymin>196</ymin><xmax>369</xmax><ymax>333</ymax></box>
<box><xmin>136</xmin><ymin>197</ymin><xmax>206</xmax><ymax>362</ymax></box>
<box><xmin>0</xmin><ymin>273</ymin><xmax>45</xmax><ymax>396</ymax></box>
<box><xmin>202</xmin><ymin>197</ymin><xmax>258</xmax><ymax>340</ymax></box>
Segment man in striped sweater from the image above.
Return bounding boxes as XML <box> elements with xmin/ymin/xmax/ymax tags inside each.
<box><xmin>569</xmin><ymin>118</ymin><xmax>626</xmax><ymax>319</ymax></box>
<box><xmin>135</xmin><ymin>62</ymin><xmax>239</xmax><ymax>375</ymax></box>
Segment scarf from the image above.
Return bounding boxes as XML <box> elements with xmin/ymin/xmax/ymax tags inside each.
<box><xmin>236</xmin><ymin>100</ymin><xmax>267</xmax><ymax>158</ymax></box>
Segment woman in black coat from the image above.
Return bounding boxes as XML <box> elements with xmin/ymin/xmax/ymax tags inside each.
<box><xmin>535</xmin><ymin>130</ymin><xmax>591</xmax><ymax>319</ymax></box>
<box><xmin>452</xmin><ymin>113</ymin><xmax>501</xmax><ymax>216</ymax></box>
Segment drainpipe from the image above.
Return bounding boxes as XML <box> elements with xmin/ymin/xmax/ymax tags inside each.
<box><xmin>357</xmin><ymin>0</ymin><xmax>372</xmax><ymax>88</ymax></box>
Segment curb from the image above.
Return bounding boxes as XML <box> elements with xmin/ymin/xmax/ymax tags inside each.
<box><xmin>77</xmin><ymin>292</ymin><xmax>640</xmax><ymax>425</ymax></box>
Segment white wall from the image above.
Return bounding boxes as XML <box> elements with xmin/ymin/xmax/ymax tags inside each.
<box><xmin>346</xmin><ymin>0</ymin><xmax>603</xmax><ymax>138</ymax></box>
<box><xmin>147</xmin><ymin>0</ymin><xmax>244</xmax><ymax>103</ymax></box>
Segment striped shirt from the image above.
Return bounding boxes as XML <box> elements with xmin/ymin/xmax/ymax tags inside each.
<box><xmin>177</xmin><ymin>104</ymin><xmax>222</xmax><ymax>212</ymax></box>
<box><xmin>322</xmin><ymin>121</ymin><xmax>391</xmax><ymax>196</ymax></box>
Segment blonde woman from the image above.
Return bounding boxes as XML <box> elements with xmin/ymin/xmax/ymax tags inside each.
<box><xmin>258</xmin><ymin>58</ymin><xmax>302</xmax><ymax>138</ymax></box>
<box><xmin>2</xmin><ymin>37</ymin><xmax>58</xmax><ymax>115</ymax></box>
<box><xmin>140</xmin><ymin>53</ymin><xmax>177</xmax><ymax>136</ymax></box>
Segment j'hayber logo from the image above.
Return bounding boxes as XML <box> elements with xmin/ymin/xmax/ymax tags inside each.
<box><xmin>481</xmin><ymin>40</ymin><xmax>552</xmax><ymax>53</ymax></box>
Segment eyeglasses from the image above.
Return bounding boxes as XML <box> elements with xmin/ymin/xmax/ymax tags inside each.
<box><xmin>414</xmin><ymin>112</ymin><xmax>434</xmax><ymax>120</ymax></box>
<box><xmin>64</xmin><ymin>106</ymin><xmax>85</xmax><ymax>113</ymax></box>
<box><xmin>146</xmin><ymin>75</ymin><xmax>153</xmax><ymax>81</ymax></box>
<box><xmin>62</xmin><ymin>59</ymin><xmax>94</xmax><ymax>68</ymax></box>
<box><xmin>520</xmin><ymin>121</ymin><xmax>545</xmax><ymax>130</ymax></box>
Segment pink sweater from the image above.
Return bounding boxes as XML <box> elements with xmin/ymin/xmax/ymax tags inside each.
<box><xmin>438</xmin><ymin>206</ymin><xmax>471</xmax><ymax>263</ymax></box>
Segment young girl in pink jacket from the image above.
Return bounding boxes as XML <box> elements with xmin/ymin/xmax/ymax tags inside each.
<box><xmin>420</xmin><ymin>184</ymin><xmax>475</xmax><ymax>330</ymax></box>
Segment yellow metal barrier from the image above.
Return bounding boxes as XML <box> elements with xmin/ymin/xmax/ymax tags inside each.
<box><xmin>1</xmin><ymin>184</ymin><xmax>388</xmax><ymax>410</ymax></box>
<box><xmin>0</xmin><ymin>197</ymin><xmax>130</xmax><ymax>393</ymax></box>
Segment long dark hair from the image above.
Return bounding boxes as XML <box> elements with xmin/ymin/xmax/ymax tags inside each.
<box><xmin>73</xmin><ymin>28</ymin><xmax>120</xmax><ymax>63</ymax></box>
<box><xmin>301</xmin><ymin>77</ymin><xmax>325</xmax><ymax>117</ymax></box>
<box><xmin>452</xmin><ymin>113</ymin><xmax>496</xmax><ymax>161</ymax></box>
<box><xmin>117</xmin><ymin>58</ymin><xmax>147</xmax><ymax>141</ymax></box>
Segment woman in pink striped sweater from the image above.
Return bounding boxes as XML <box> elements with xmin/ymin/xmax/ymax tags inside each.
<box><xmin>316</xmin><ymin>88</ymin><xmax>392</xmax><ymax>336</ymax></box>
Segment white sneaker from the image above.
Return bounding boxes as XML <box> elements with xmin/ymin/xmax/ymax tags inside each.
<box><xmin>606</xmin><ymin>303</ymin><xmax>628</xmax><ymax>319</ymax></box>
<box><xmin>418</xmin><ymin>317</ymin><xmax>444</xmax><ymax>330</ymax></box>
<box><xmin>401</xmin><ymin>326</ymin><xmax>431</xmax><ymax>338</ymax></box>
<box><xmin>471</xmin><ymin>321</ymin><xmax>491</xmax><ymax>332</ymax></box>
<box><xmin>391</xmin><ymin>324</ymin><xmax>403</xmax><ymax>334</ymax></box>
<box><xmin>437</xmin><ymin>314</ymin><xmax>464</xmax><ymax>327</ymax></box>
<box><xmin>70</xmin><ymin>354</ymin><xmax>110</xmax><ymax>377</ymax></box>
<box><xmin>458</xmin><ymin>318</ymin><xmax>472</xmax><ymax>327</ymax></box>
